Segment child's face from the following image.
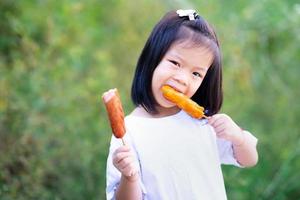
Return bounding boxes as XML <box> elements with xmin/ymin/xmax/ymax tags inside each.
<box><xmin>151</xmin><ymin>41</ymin><xmax>213</xmax><ymax>110</ymax></box>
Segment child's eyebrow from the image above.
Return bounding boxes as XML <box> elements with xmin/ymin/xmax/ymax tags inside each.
<box><xmin>195</xmin><ymin>66</ymin><xmax>208</xmax><ymax>71</ymax></box>
<box><xmin>168</xmin><ymin>53</ymin><xmax>183</xmax><ymax>62</ymax></box>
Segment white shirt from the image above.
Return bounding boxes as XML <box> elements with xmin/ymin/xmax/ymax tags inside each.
<box><xmin>106</xmin><ymin>110</ymin><xmax>254</xmax><ymax>200</ymax></box>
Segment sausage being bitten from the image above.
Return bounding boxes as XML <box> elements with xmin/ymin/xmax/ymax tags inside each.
<box><xmin>161</xmin><ymin>85</ymin><xmax>206</xmax><ymax>119</ymax></box>
<box><xmin>102</xmin><ymin>89</ymin><xmax>126</xmax><ymax>142</ymax></box>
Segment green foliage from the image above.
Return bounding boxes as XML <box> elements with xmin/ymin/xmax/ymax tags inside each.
<box><xmin>1</xmin><ymin>0</ymin><xmax>299</xmax><ymax>199</ymax></box>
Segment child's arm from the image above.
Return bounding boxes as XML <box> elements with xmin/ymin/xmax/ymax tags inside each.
<box><xmin>208</xmin><ymin>114</ymin><xmax>258</xmax><ymax>167</ymax></box>
<box><xmin>113</xmin><ymin>145</ymin><xmax>142</xmax><ymax>200</ymax></box>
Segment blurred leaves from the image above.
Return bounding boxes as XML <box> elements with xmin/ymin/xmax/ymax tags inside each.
<box><xmin>0</xmin><ymin>0</ymin><xmax>300</xmax><ymax>199</ymax></box>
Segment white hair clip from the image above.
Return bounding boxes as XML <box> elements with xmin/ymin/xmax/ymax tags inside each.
<box><xmin>176</xmin><ymin>9</ymin><xmax>198</xmax><ymax>21</ymax></box>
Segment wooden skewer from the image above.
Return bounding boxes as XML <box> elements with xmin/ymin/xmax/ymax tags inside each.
<box><xmin>121</xmin><ymin>138</ymin><xmax>126</xmax><ymax>146</ymax></box>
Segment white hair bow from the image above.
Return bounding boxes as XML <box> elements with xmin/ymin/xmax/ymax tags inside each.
<box><xmin>176</xmin><ymin>9</ymin><xmax>198</xmax><ymax>20</ymax></box>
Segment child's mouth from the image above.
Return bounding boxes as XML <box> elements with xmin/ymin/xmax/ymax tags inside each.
<box><xmin>162</xmin><ymin>85</ymin><xmax>183</xmax><ymax>94</ymax></box>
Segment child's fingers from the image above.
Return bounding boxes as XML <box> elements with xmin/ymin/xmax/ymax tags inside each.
<box><xmin>211</xmin><ymin>118</ymin><xmax>225</xmax><ymax>129</ymax></box>
<box><xmin>114</xmin><ymin>145</ymin><xmax>131</xmax><ymax>154</ymax></box>
<box><xmin>112</xmin><ymin>145</ymin><xmax>138</xmax><ymax>175</ymax></box>
<box><xmin>122</xmin><ymin>163</ymin><xmax>137</xmax><ymax>177</ymax></box>
<box><xmin>214</xmin><ymin>124</ymin><xmax>226</xmax><ymax>134</ymax></box>
<box><xmin>209</xmin><ymin>115</ymin><xmax>224</xmax><ymax>127</ymax></box>
<box><xmin>208</xmin><ymin>114</ymin><xmax>221</xmax><ymax>125</ymax></box>
<box><xmin>113</xmin><ymin>146</ymin><xmax>131</xmax><ymax>161</ymax></box>
<box><xmin>113</xmin><ymin>151</ymin><xmax>132</xmax><ymax>165</ymax></box>
<box><xmin>118</xmin><ymin>156</ymin><xmax>135</xmax><ymax>169</ymax></box>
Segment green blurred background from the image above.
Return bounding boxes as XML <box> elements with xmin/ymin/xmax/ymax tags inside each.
<box><xmin>0</xmin><ymin>0</ymin><xmax>299</xmax><ymax>199</ymax></box>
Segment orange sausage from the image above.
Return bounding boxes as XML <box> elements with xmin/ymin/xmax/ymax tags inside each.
<box><xmin>102</xmin><ymin>88</ymin><xmax>126</xmax><ymax>139</ymax></box>
<box><xmin>161</xmin><ymin>85</ymin><xmax>206</xmax><ymax>119</ymax></box>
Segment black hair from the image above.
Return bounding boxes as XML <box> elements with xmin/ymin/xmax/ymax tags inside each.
<box><xmin>131</xmin><ymin>10</ymin><xmax>223</xmax><ymax>116</ymax></box>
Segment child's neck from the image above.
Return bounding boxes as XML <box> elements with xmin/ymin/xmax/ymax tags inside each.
<box><xmin>131</xmin><ymin>106</ymin><xmax>180</xmax><ymax>118</ymax></box>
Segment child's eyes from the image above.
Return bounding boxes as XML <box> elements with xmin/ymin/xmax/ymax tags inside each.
<box><xmin>168</xmin><ymin>59</ymin><xmax>203</xmax><ymax>78</ymax></box>
<box><xmin>193</xmin><ymin>72</ymin><xmax>202</xmax><ymax>78</ymax></box>
<box><xmin>169</xmin><ymin>60</ymin><xmax>180</xmax><ymax>67</ymax></box>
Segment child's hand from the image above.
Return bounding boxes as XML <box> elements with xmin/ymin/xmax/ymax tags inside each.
<box><xmin>208</xmin><ymin>114</ymin><xmax>244</xmax><ymax>146</ymax></box>
<box><xmin>112</xmin><ymin>145</ymin><xmax>139</xmax><ymax>181</ymax></box>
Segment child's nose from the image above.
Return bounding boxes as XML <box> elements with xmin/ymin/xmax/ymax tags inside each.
<box><xmin>173</xmin><ymin>71</ymin><xmax>189</xmax><ymax>86</ymax></box>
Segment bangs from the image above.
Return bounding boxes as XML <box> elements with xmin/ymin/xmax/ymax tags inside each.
<box><xmin>174</xmin><ymin>26</ymin><xmax>220</xmax><ymax>66</ymax></box>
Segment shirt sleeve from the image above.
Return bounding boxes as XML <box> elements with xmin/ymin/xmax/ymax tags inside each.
<box><xmin>217</xmin><ymin>130</ymin><xmax>258</xmax><ymax>167</ymax></box>
<box><xmin>106</xmin><ymin>132</ymin><xmax>147</xmax><ymax>200</ymax></box>
<box><xmin>217</xmin><ymin>137</ymin><xmax>241</xmax><ymax>167</ymax></box>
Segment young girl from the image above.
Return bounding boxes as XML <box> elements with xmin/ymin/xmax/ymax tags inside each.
<box><xmin>106</xmin><ymin>9</ymin><xmax>258</xmax><ymax>200</ymax></box>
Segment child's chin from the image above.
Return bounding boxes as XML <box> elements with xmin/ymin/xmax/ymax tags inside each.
<box><xmin>160</xmin><ymin>100</ymin><xmax>176</xmax><ymax>108</ymax></box>
<box><xmin>156</xmin><ymin>96</ymin><xmax>176</xmax><ymax>108</ymax></box>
